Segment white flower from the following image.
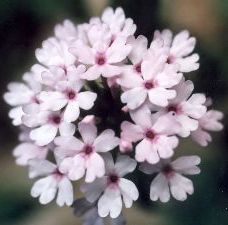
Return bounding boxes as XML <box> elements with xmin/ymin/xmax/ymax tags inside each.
<box><xmin>54</xmin><ymin>118</ymin><xmax>119</xmax><ymax>183</ymax></box>
<box><xmin>191</xmin><ymin>109</ymin><xmax>224</xmax><ymax>146</ymax></box>
<box><xmin>140</xmin><ymin>156</ymin><xmax>201</xmax><ymax>202</ymax></box>
<box><xmin>39</xmin><ymin>80</ymin><xmax>97</xmax><ymax>122</ymax></box>
<box><xmin>29</xmin><ymin>157</ymin><xmax>74</xmax><ymax>206</ymax></box>
<box><xmin>117</xmin><ymin>35</ymin><xmax>148</xmax><ymax>87</ymax></box>
<box><xmin>3</xmin><ymin>71</ymin><xmax>42</xmax><ymax>126</ymax></box>
<box><xmin>163</xmin><ymin>78</ymin><xmax>207</xmax><ymax>137</ymax></box>
<box><xmin>36</xmin><ymin>37</ymin><xmax>76</xmax><ymax>68</ymax></box>
<box><xmin>13</xmin><ymin>142</ymin><xmax>48</xmax><ymax>166</ymax></box>
<box><xmin>154</xmin><ymin>29</ymin><xmax>199</xmax><ymax>72</ymax></box>
<box><xmin>54</xmin><ymin>19</ymin><xmax>78</xmax><ymax>42</ymax></box>
<box><xmin>121</xmin><ymin>107</ymin><xmax>180</xmax><ymax>164</ymax></box>
<box><xmin>101</xmin><ymin>7</ymin><xmax>136</xmax><ymax>40</ymax></box>
<box><xmin>23</xmin><ymin>109</ymin><xmax>75</xmax><ymax>146</ymax></box>
<box><xmin>70</xmin><ymin>23</ymin><xmax>132</xmax><ymax>80</ymax></box>
<box><xmin>120</xmin><ymin>40</ymin><xmax>182</xmax><ymax>109</ymax></box>
<box><xmin>81</xmin><ymin>153</ymin><xmax>139</xmax><ymax>218</ymax></box>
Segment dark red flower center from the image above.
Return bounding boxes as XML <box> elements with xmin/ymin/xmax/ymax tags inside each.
<box><xmin>67</xmin><ymin>90</ymin><xmax>76</xmax><ymax>100</ymax></box>
<box><xmin>134</xmin><ymin>63</ymin><xmax>142</xmax><ymax>74</ymax></box>
<box><xmin>53</xmin><ymin>169</ymin><xmax>64</xmax><ymax>180</ymax></box>
<box><xmin>167</xmin><ymin>105</ymin><xmax>177</xmax><ymax>113</ymax></box>
<box><xmin>96</xmin><ymin>55</ymin><xmax>106</xmax><ymax>65</ymax></box>
<box><xmin>167</xmin><ymin>55</ymin><xmax>175</xmax><ymax>64</ymax></box>
<box><xmin>84</xmin><ymin>145</ymin><xmax>93</xmax><ymax>155</ymax></box>
<box><xmin>162</xmin><ymin>165</ymin><xmax>174</xmax><ymax>178</ymax></box>
<box><xmin>144</xmin><ymin>81</ymin><xmax>154</xmax><ymax>89</ymax></box>
<box><xmin>50</xmin><ymin>115</ymin><xmax>61</xmax><ymax>125</ymax></box>
<box><xmin>109</xmin><ymin>174</ymin><xmax>119</xmax><ymax>183</ymax></box>
<box><xmin>145</xmin><ymin>130</ymin><xmax>156</xmax><ymax>140</ymax></box>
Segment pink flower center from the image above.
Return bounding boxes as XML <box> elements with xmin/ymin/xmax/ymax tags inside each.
<box><xmin>96</xmin><ymin>54</ymin><xmax>106</xmax><ymax>66</ymax></box>
<box><xmin>31</xmin><ymin>96</ymin><xmax>40</xmax><ymax>104</ymax></box>
<box><xmin>145</xmin><ymin>130</ymin><xmax>156</xmax><ymax>140</ymax></box>
<box><xmin>167</xmin><ymin>104</ymin><xmax>182</xmax><ymax>115</ymax></box>
<box><xmin>49</xmin><ymin>114</ymin><xmax>61</xmax><ymax>125</ymax></box>
<box><xmin>108</xmin><ymin>174</ymin><xmax>119</xmax><ymax>184</ymax></box>
<box><xmin>144</xmin><ymin>81</ymin><xmax>154</xmax><ymax>90</ymax></box>
<box><xmin>134</xmin><ymin>63</ymin><xmax>142</xmax><ymax>74</ymax></box>
<box><xmin>66</xmin><ymin>90</ymin><xmax>76</xmax><ymax>100</ymax></box>
<box><xmin>53</xmin><ymin>169</ymin><xmax>64</xmax><ymax>181</ymax></box>
<box><xmin>167</xmin><ymin>55</ymin><xmax>175</xmax><ymax>64</ymax></box>
<box><xmin>83</xmin><ymin>145</ymin><xmax>94</xmax><ymax>155</ymax></box>
<box><xmin>162</xmin><ymin>165</ymin><xmax>174</xmax><ymax>179</ymax></box>
<box><xmin>167</xmin><ymin>105</ymin><xmax>177</xmax><ymax>113</ymax></box>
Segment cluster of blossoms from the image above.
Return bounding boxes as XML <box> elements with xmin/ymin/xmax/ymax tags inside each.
<box><xmin>4</xmin><ymin>7</ymin><xmax>223</xmax><ymax>224</ymax></box>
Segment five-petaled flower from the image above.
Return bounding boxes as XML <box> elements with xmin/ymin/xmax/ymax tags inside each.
<box><xmin>140</xmin><ymin>156</ymin><xmax>201</xmax><ymax>202</ymax></box>
<box><xmin>81</xmin><ymin>153</ymin><xmax>139</xmax><ymax>218</ymax></box>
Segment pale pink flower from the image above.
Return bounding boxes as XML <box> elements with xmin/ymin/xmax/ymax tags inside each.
<box><xmin>54</xmin><ymin>120</ymin><xmax>119</xmax><ymax>183</ymax></box>
<box><xmin>73</xmin><ymin>198</ymin><xmax>126</xmax><ymax>225</ymax></box>
<box><xmin>117</xmin><ymin>35</ymin><xmax>148</xmax><ymax>88</ymax></box>
<box><xmin>36</xmin><ymin>37</ymin><xmax>76</xmax><ymax>69</ymax></box>
<box><xmin>69</xmin><ymin>24</ymin><xmax>132</xmax><ymax>80</ymax></box>
<box><xmin>54</xmin><ymin>19</ymin><xmax>78</xmax><ymax>42</ymax></box>
<box><xmin>76</xmin><ymin>17</ymin><xmax>102</xmax><ymax>45</ymax></box>
<box><xmin>140</xmin><ymin>156</ymin><xmax>201</xmax><ymax>202</ymax></box>
<box><xmin>40</xmin><ymin>64</ymin><xmax>86</xmax><ymax>89</ymax></box>
<box><xmin>4</xmin><ymin>72</ymin><xmax>42</xmax><ymax>126</ymax></box>
<box><xmin>121</xmin><ymin>108</ymin><xmax>180</xmax><ymax>164</ymax></box>
<box><xmin>81</xmin><ymin>153</ymin><xmax>139</xmax><ymax>218</ymax></box>
<box><xmin>29</xmin><ymin>157</ymin><xmax>74</xmax><ymax>206</ymax></box>
<box><xmin>154</xmin><ymin>29</ymin><xmax>199</xmax><ymax>72</ymax></box>
<box><xmin>23</xmin><ymin>109</ymin><xmax>75</xmax><ymax>146</ymax></box>
<box><xmin>101</xmin><ymin>7</ymin><xmax>136</xmax><ymax>40</ymax></box>
<box><xmin>13</xmin><ymin>142</ymin><xmax>48</xmax><ymax>166</ymax></box>
<box><xmin>191</xmin><ymin>110</ymin><xmax>223</xmax><ymax>146</ymax></box>
<box><xmin>120</xmin><ymin>41</ymin><xmax>182</xmax><ymax>109</ymax></box>
<box><xmin>162</xmin><ymin>79</ymin><xmax>207</xmax><ymax>137</ymax></box>
<box><xmin>39</xmin><ymin>80</ymin><xmax>97</xmax><ymax>122</ymax></box>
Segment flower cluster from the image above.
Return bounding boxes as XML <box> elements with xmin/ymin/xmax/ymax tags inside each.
<box><xmin>4</xmin><ymin>7</ymin><xmax>223</xmax><ymax>223</ymax></box>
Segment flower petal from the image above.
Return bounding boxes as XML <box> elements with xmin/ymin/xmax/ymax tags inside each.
<box><xmin>171</xmin><ymin>156</ymin><xmax>201</xmax><ymax>175</ymax></box>
<box><xmin>170</xmin><ymin>173</ymin><xmax>194</xmax><ymax>201</ymax></box>
<box><xmin>98</xmin><ymin>188</ymin><xmax>122</xmax><ymax>218</ymax></box>
<box><xmin>94</xmin><ymin>129</ymin><xmax>119</xmax><ymax>152</ymax></box>
<box><xmin>85</xmin><ymin>153</ymin><xmax>105</xmax><ymax>183</ymax></box>
<box><xmin>59</xmin><ymin>121</ymin><xmax>76</xmax><ymax>136</ymax></box>
<box><xmin>135</xmin><ymin>139</ymin><xmax>160</xmax><ymax>164</ymax></box>
<box><xmin>64</xmin><ymin>101</ymin><xmax>80</xmax><ymax>122</ymax></box>
<box><xmin>150</xmin><ymin>173</ymin><xmax>170</xmax><ymax>202</ymax></box>
<box><xmin>77</xmin><ymin>91</ymin><xmax>97</xmax><ymax>110</ymax></box>
<box><xmin>56</xmin><ymin>177</ymin><xmax>74</xmax><ymax>206</ymax></box>
<box><xmin>30</xmin><ymin>124</ymin><xmax>58</xmax><ymax>146</ymax></box>
<box><xmin>119</xmin><ymin>178</ymin><xmax>139</xmax><ymax>208</ymax></box>
<box><xmin>121</xmin><ymin>87</ymin><xmax>147</xmax><ymax>110</ymax></box>
<box><xmin>115</xmin><ymin>155</ymin><xmax>137</xmax><ymax>177</ymax></box>
<box><xmin>78</xmin><ymin>121</ymin><xmax>97</xmax><ymax>144</ymax></box>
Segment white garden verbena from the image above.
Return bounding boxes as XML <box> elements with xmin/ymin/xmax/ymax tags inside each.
<box><xmin>3</xmin><ymin>6</ymin><xmax>223</xmax><ymax>223</ymax></box>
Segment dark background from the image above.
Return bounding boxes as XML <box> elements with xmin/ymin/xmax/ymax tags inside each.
<box><xmin>0</xmin><ymin>0</ymin><xmax>227</xmax><ymax>224</ymax></box>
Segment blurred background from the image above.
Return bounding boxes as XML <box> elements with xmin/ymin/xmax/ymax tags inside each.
<box><xmin>0</xmin><ymin>0</ymin><xmax>227</xmax><ymax>224</ymax></box>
